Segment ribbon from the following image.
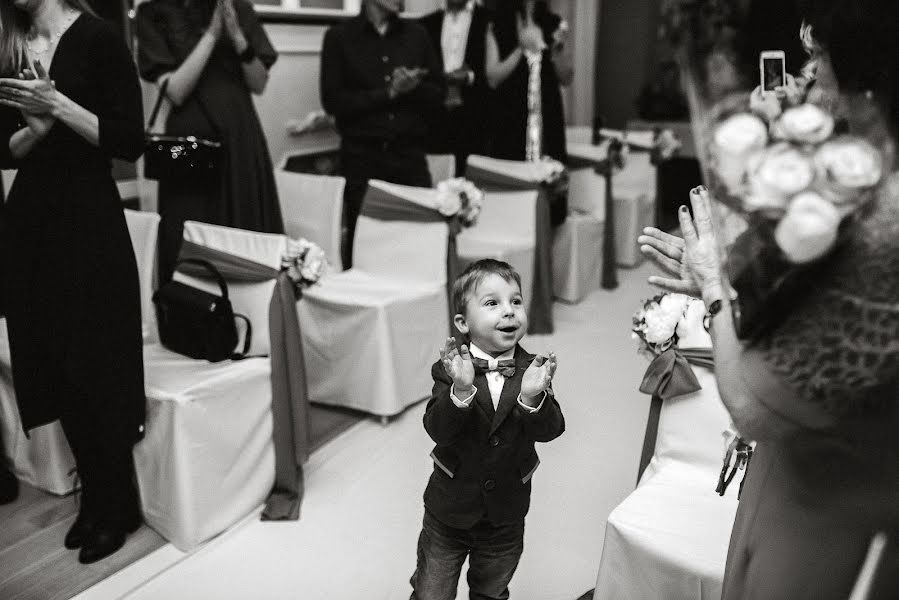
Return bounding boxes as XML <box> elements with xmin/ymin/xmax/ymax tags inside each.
<box><xmin>177</xmin><ymin>240</ymin><xmax>310</xmax><ymax>521</ymax></box>
<box><xmin>464</xmin><ymin>159</ymin><xmax>555</xmax><ymax>335</ymax></box>
<box><xmin>360</xmin><ymin>183</ymin><xmax>460</xmax><ymax>331</ymax></box>
<box><xmin>638</xmin><ymin>346</ymin><xmax>714</xmax><ymax>401</ymax></box>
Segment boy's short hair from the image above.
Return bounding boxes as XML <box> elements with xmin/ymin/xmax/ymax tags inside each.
<box><xmin>452</xmin><ymin>259</ymin><xmax>523</xmax><ymax>316</ymax></box>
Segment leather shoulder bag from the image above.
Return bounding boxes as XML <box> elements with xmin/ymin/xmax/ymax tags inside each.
<box><xmin>152</xmin><ymin>259</ymin><xmax>252</xmax><ymax>362</ymax></box>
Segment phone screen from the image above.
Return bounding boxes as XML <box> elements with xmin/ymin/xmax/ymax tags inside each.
<box><xmin>762</xmin><ymin>57</ymin><xmax>785</xmax><ymax>91</ymax></box>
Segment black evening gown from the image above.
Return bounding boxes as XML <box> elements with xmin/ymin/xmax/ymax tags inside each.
<box><xmin>136</xmin><ymin>0</ymin><xmax>283</xmax><ymax>283</ymax></box>
<box><xmin>488</xmin><ymin>11</ymin><xmax>567</xmax><ymax>163</ymax></box>
<box><xmin>0</xmin><ymin>14</ymin><xmax>146</xmax><ymax>446</ymax></box>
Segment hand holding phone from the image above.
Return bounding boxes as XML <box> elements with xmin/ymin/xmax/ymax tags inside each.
<box><xmin>760</xmin><ymin>50</ymin><xmax>786</xmax><ymax>96</ymax></box>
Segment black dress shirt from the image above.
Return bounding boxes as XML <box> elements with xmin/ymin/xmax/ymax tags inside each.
<box><xmin>320</xmin><ymin>13</ymin><xmax>445</xmax><ymax>144</ymax></box>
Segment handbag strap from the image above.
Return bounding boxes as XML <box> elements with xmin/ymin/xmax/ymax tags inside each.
<box><xmin>230</xmin><ymin>313</ymin><xmax>253</xmax><ymax>360</ymax></box>
<box><xmin>146</xmin><ymin>77</ymin><xmax>222</xmax><ymax>137</ymax></box>
<box><xmin>174</xmin><ymin>258</ymin><xmax>229</xmax><ymax>299</ymax></box>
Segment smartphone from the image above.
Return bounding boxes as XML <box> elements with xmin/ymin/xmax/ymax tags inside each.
<box><xmin>759</xmin><ymin>50</ymin><xmax>786</xmax><ymax>94</ymax></box>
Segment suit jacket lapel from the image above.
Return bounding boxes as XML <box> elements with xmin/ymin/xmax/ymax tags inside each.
<box><xmin>490</xmin><ymin>345</ymin><xmax>535</xmax><ymax>435</ymax></box>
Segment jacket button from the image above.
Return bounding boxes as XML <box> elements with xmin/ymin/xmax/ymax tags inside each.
<box><xmin>484</xmin><ymin>479</ymin><xmax>496</xmax><ymax>491</ymax></box>
<box><xmin>489</xmin><ymin>435</ymin><xmax>500</xmax><ymax>447</ymax></box>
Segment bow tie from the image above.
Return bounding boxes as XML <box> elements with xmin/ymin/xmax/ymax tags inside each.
<box><xmin>472</xmin><ymin>357</ymin><xmax>516</xmax><ymax>378</ymax></box>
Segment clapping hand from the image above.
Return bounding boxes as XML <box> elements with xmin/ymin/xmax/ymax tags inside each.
<box><xmin>0</xmin><ymin>60</ymin><xmax>58</xmax><ymax>116</ymax></box>
<box><xmin>220</xmin><ymin>0</ymin><xmax>247</xmax><ymax>52</ymax></box>
<box><xmin>638</xmin><ymin>226</ymin><xmax>700</xmax><ymax>296</ymax></box>
<box><xmin>389</xmin><ymin>66</ymin><xmax>427</xmax><ymax>98</ymax></box>
<box><xmin>679</xmin><ymin>187</ymin><xmax>727</xmax><ymax>304</ymax></box>
<box><xmin>517</xmin><ymin>15</ymin><xmax>545</xmax><ymax>54</ymax></box>
<box><xmin>520</xmin><ymin>352</ymin><xmax>557</xmax><ymax>405</ymax></box>
<box><xmin>0</xmin><ymin>61</ymin><xmax>57</xmax><ymax>138</ymax></box>
<box><xmin>440</xmin><ymin>337</ymin><xmax>475</xmax><ymax>397</ymax></box>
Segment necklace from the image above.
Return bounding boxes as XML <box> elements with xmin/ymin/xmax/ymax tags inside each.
<box><xmin>26</xmin><ymin>10</ymin><xmax>78</xmax><ymax>57</ymax></box>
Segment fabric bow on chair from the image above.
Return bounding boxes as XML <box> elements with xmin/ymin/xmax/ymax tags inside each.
<box><xmin>639</xmin><ymin>346</ymin><xmax>713</xmax><ymax>401</ymax></box>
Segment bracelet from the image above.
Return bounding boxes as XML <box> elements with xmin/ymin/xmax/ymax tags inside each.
<box><xmin>238</xmin><ymin>44</ymin><xmax>256</xmax><ymax>64</ymax></box>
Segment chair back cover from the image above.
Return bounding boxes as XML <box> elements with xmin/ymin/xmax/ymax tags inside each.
<box><xmin>643</xmin><ymin>316</ymin><xmax>734</xmax><ymax>483</ymax></box>
<box><xmin>274</xmin><ymin>169</ymin><xmax>345</xmax><ymax>272</ymax></box>
<box><xmin>177</xmin><ymin>221</ymin><xmax>287</xmax><ymax>355</ymax></box>
<box><xmin>426</xmin><ymin>154</ymin><xmax>456</xmax><ymax>184</ymax></box>
<box><xmin>124</xmin><ymin>209</ymin><xmax>161</xmax><ymax>343</ymax></box>
<box><xmin>465</xmin><ymin>154</ymin><xmax>547</xmax><ymax>189</ymax></box>
<box><xmin>356</xmin><ymin>180</ymin><xmax>450</xmax><ymax>285</ymax></box>
<box><xmin>473</xmin><ymin>190</ymin><xmax>538</xmax><ymax>237</ymax></box>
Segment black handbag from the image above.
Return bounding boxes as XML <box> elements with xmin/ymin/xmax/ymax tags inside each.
<box><xmin>144</xmin><ymin>79</ymin><xmax>223</xmax><ymax>181</ymax></box>
<box><xmin>152</xmin><ymin>259</ymin><xmax>252</xmax><ymax>362</ymax></box>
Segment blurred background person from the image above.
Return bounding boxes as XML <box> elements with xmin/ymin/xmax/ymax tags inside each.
<box><xmin>0</xmin><ymin>0</ymin><xmax>145</xmax><ymax>564</ymax></box>
<box><xmin>484</xmin><ymin>0</ymin><xmax>571</xmax><ymax>162</ymax></box>
<box><xmin>320</xmin><ymin>0</ymin><xmax>444</xmax><ymax>268</ymax></box>
<box><xmin>136</xmin><ymin>0</ymin><xmax>282</xmax><ymax>284</ymax></box>
<box><xmin>420</xmin><ymin>0</ymin><xmax>493</xmax><ymax>176</ymax></box>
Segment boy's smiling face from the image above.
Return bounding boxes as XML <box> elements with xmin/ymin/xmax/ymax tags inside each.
<box><xmin>454</xmin><ymin>273</ymin><xmax>527</xmax><ymax>356</ymax></box>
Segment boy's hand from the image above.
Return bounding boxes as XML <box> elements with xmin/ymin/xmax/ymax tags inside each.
<box><xmin>439</xmin><ymin>337</ymin><xmax>475</xmax><ymax>396</ymax></box>
<box><xmin>521</xmin><ymin>352</ymin><xmax>557</xmax><ymax>405</ymax></box>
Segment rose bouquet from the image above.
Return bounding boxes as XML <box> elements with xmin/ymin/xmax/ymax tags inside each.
<box><xmin>435</xmin><ymin>178</ymin><xmax>484</xmax><ymax>228</ymax></box>
<box><xmin>281</xmin><ymin>238</ymin><xmax>327</xmax><ymax>297</ymax></box>
<box><xmin>705</xmin><ymin>90</ymin><xmax>890</xmax><ymax>339</ymax></box>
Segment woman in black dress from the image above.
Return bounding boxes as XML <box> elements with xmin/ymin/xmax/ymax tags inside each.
<box><xmin>485</xmin><ymin>0</ymin><xmax>571</xmax><ymax>162</ymax></box>
<box><xmin>136</xmin><ymin>0</ymin><xmax>282</xmax><ymax>284</ymax></box>
<box><xmin>0</xmin><ymin>0</ymin><xmax>145</xmax><ymax>564</ymax></box>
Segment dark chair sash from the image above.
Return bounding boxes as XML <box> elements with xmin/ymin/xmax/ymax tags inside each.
<box><xmin>177</xmin><ymin>240</ymin><xmax>310</xmax><ymax>521</ymax></box>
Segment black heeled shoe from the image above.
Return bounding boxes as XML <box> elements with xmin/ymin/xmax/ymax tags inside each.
<box><xmin>0</xmin><ymin>464</ymin><xmax>18</xmax><ymax>505</ymax></box>
<box><xmin>77</xmin><ymin>510</ymin><xmax>142</xmax><ymax>564</ymax></box>
<box><xmin>64</xmin><ymin>508</ymin><xmax>98</xmax><ymax>549</ymax></box>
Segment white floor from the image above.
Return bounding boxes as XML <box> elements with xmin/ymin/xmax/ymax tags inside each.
<box><xmin>75</xmin><ymin>263</ymin><xmax>656</xmax><ymax>600</ymax></box>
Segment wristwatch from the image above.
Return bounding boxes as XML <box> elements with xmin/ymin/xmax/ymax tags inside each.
<box><xmin>239</xmin><ymin>44</ymin><xmax>256</xmax><ymax>64</ymax></box>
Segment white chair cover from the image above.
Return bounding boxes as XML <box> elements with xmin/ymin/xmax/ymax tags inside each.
<box><xmin>136</xmin><ymin>222</ymin><xmax>288</xmax><ymax>550</ymax></box>
<box><xmin>551</xmin><ymin>213</ymin><xmax>603</xmax><ymax>303</ymax></box>
<box><xmin>124</xmin><ymin>209</ymin><xmax>161</xmax><ymax>343</ymax></box>
<box><xmin>426</xmin><ymin>154</ymin><xmax>456</xmax><ymax>184</ymax></box>
<box><xmin>456</xmin><ymin>190</ymin><xmax>537</xmax><ymax>312</ymax></box>
<box><xmin>594</xmin><ymin>322</ymin><xmax>740</xmax><ymax>600</ymax></box>
<box><xmin>274</xmin><ymin>167</ymin><xmax>345</xmax><ymax>272</ymax></box>
<box><xmin>298</xmin><ymin>181</ymin><xmax>450</xmax><ymax>417</ymax></box>
<box><xmin>567</xmin><ymin>142</ymin><xmax>656</xmax><ymax>267</ymax></box>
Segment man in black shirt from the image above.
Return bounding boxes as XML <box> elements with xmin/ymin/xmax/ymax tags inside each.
<box><xmin>320</xmin><ymin>0</ymin><xmax>445</xmax><ymax>268</ymax></box>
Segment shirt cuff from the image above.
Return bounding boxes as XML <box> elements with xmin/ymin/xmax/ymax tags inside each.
<box><xmin>450</xmin><ymin>384</ymin><xmax>477</xmax><ymax>408</ymax></box>
<box><xmin>517</xmin><ymin>392</ymin><xmax>545</xmax><ymax>413</ymax></box>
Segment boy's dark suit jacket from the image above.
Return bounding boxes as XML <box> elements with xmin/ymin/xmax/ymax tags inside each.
<box><xmin>418</xmin><ymin>6</ymin><xmax>493</xmax><ymax>166</ymax></box>
<box><xmin>423</xmin><ymin>344</ymin><xmax>565</xmax><ymax>529</ymax></box>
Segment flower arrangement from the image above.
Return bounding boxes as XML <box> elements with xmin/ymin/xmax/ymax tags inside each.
<box><xmin>632</xmin><ymin>292</ymin><xmax>707</xmax><ymax>357</ymax></box>
<box><xmin>708</xmin><ymin>94</ymin><xmax>886</xmax><ymax>264</ymax></box>
<box><xmin>281</xmin><ymin>238</ymin><xmax>327</xmax><ymax>296</ymax></box>
<box><xmin>435</xmin><ymin>178</ymin><xmax>484</xmax><ymax>228</ymax></box>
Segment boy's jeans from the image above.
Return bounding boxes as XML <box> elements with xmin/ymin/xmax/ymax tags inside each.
<box><xmin>410</xmin><ymin>509</ymin><xmax>525</xmax><ymax>600</ymax></box>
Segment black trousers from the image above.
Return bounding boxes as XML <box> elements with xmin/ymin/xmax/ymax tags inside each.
<box><xmin>59</xmin><ymin>391</ymin><xmax>140</xmax><ymax>527</ymax></box>
<box><xmin>339</xmin><ymin>139</ymin><xmax>432</xmax><ymax>269</ymax></box>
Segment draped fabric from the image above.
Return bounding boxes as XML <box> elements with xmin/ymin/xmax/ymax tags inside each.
<box><xmin>177</xmin><ymin>241</ymin><xmax>309</xmax><ymax>521</ymax></box>
<box><xmin>359</xmin><ymin>184</ymin><xmax>459</xmax><ymax>330</ymax></box>
<box><xmin>524</xmin><ymin>50</ymin><xmax>544</xmax><ymax>162</ymax></box>
<box><xmin>465</xmin><ymin>163</ymin><xmax>554</xmax><ymax>334</ymax></box>
<box><xmin>639</xmin><ymin>347</ymin><xmax>714</xmax><ymax>402</ymax></box>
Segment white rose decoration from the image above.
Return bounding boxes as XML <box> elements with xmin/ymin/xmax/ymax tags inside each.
<box><xmin>745</xmin><ymin>143</ymin><xmax>815</xmax><ymax>212</ymax></box>
<box><xmin>772</xmin><ymin>104</ymin><xmax>835</xmax><ymax>144</ymax></box>
<box><xmin>675</xmin><ymin>298</ymin><xmax>713</xmax><ymax>349</ymax></box>
<box><xmin>436</xmin><ymin>180</ymin><xmax>463</xmax><ymax>216</ymax></box>
<box><xmin>814</xmin><ymin>136</ymin><xmax>883</xmax><ymax>198</ymax></box>
<box><xmin>774</xmin><ymin>191</ymin><xmax>841</xmax><ymax>263</ymax></box>
<box><xmin>642</xmin><ymin>293</ymin><xmax>690</xmax><ymax>345</ymax></box>
<box><xmin>711</xmin><ymin>113</ymin><xmax>769</xmax><ymax>194</ymax></box>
